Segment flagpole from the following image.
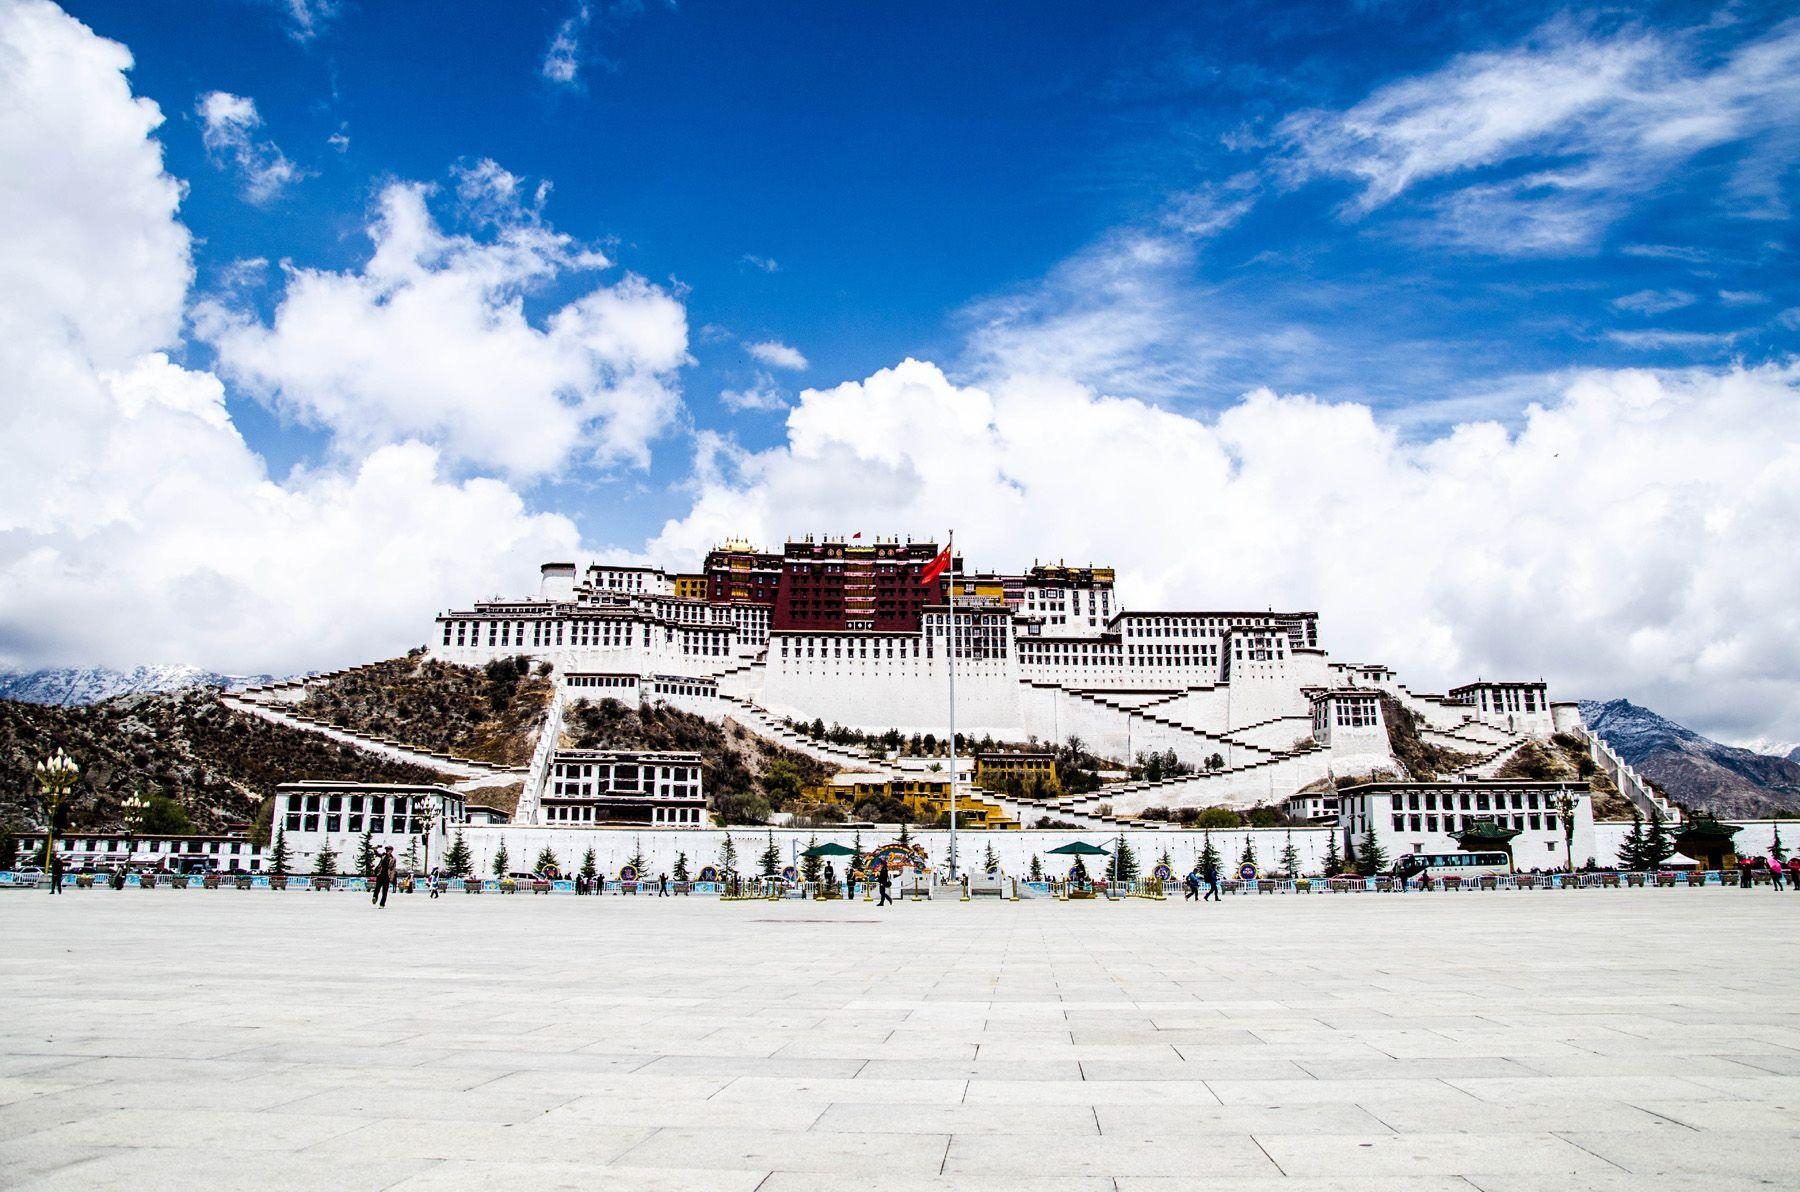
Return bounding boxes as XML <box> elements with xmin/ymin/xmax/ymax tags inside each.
<box><xmin>946</xmin><ymin>530</ymin><xmax>958</xmax><ymax>883</ymax></box>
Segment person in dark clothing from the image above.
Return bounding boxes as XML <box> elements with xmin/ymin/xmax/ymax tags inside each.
<box><xmin>428</xmin><ymin>866</ymin><xmax>441</xmax><ymax>899</ymax></box>
<box><xmin>372</xmin><ymin>846</ymin><xmax>397</xmax><ymax>908</ymax></box>
<box><xmin>823</xmin><ymin>862</ymin><xmax>836</xmax><ymax>898</ymax></box>
<box><xmin>1202</xmin><ymin>860</ymin><xmax>1221</xmax><ymax>902</ymax></box>
<box><xmin>877</xmin><ymin>865</ymin><xmax>893</xmax><ymax>906</ymax></box>
<box><xmin>48</xmin><ymin>851</ymin><xmax>64</xmax><ymax>894</ymax></box>
<box><xmin>845</xmin><ymin>868</ymin><xmax>856</xmax><ymax>901</ymax></box>
<box><xmin>1739</xmin><ymin>856</ymin><xmax>1756</xmax><ymax>889</ymax></box>
<box><xmin>658</xmin><ymin>873</ymin><xmax>669</xmax><ymax>897</ymax></box>
<box><xmin>1184</xmin><ymin>869</ymin><xmax>1200</xmax><ymax>901</ymax></box>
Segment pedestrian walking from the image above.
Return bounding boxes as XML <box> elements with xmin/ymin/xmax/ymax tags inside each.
<box><xmin>658</xmin><ymin>873</ymin><xmax>669</xmax><ymax>897</ymax></box>
<box><xmin>1788</xmin><ymin>856</ymin><xmax>1800</xmax><ymax>891</ymax></box>
<box><xmin>48</xmin><ymin>851</ymin><xmax>63</xmax><ymax>895</ymax></box>
<box><xmin>877</xmin><ymin>865</ymin><xmax>893</xmax><ymax>906</ymax></box>
<box><xmin>1202</xmin><ymin>860</ymin><xmax>1221</xmax><ymax>902</ymax></box>
<box><xmin>1771</xmin><ymin>855</ymin><xmax>1786</xmax><ymax>891</ymax></box>
<box><xmin>845</xmin><ymin>868</ymin><xmax>856</xmax><ymax>901</ymax></box>
<box><xmin>1739</xmin><ymin>855</ymin><xmax>1756</xmax><ymax>889</ymax></box>
<box><xmin>428</xmin><ymin>866</ymin><xmax>441</xmax><ymax>899</ymax></box>
<box><xmin>1184</xmin><ymin>869</ymin><xmax>1200</xmax><ymax>901</ymax></box>
<box><xmin>372</xmin><ymin>846</ymin><xmax>397</xmax><ymax>908</ymax></box>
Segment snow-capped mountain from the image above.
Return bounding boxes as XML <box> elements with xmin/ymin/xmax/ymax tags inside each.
<box><xmin>1580</xmin><ymin>699</ymin><xmax>1800</xmax><ymax>818</ymax></box>
<box><xmin>0</xmin><ymin>665</ymin><xmax>275</xmax><ymax>706</ymax></box>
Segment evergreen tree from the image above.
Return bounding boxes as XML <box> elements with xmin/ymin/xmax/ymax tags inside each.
<box><xmin>356</xmin><ymin>829</ymin><xmax>377</xmax><ymax>876</ymax></box>
<box><xmin>1772</xmin><ymin>824</ymin><xmax>1787</xmax><ymax>862</ymax></box>
<box><xmin>1356</xmin><ymin>827</ymin><xmax>1387</xmax><ymax>876</ymax></box>
<box><xmin>1199</xmin><ymin>830</ymin><xmax>1221</xmax><ymax>876</ymax></box>
<box><xmin>672</xmin><ymin>851</ymin><xmax>690</xmax><ymax>882</ymax></box>
<box><xmin>1643</xmin><ymin>808</ymin><xmax>1675</xmax><ymax>869</ymax></box>
<box><xmin>1028</xmin><ymin>853</ymin><xmax>1043</xmax><ymax>881</ymax></box>
<box><xmin>1342</xmin><ymin>832</ymin><xmax>1359</xmax><ymax>876</ymax></box>
<box><xmin>801</xmin><ymin>835</ymin><xmax>823</xmax><ymax>883</ymax></box>
<box><xmin>719</xmin><ymin>833</ymin><xmax>738</xmax><ymax>872</ymax></box>
<box><xmin>1279</xmin><ymin>832</ymin><xmax>1301</xmax><ymax>878</ymax></box>
<box><xmin>312</xmin><ymin>840</ymin><xmax>339</xmax><ymax>877</ymax></box>
<box><xmin>443</xmin><ymin>831</ymin><xmax>472</xmax><ymax>877</ymax></box>
<box><xmin>269</xmin><ymin>826</ymin><xmax>291</xmax><ymax>878</ymax></box>
<box><xmin>492</xmin><ymin>838</ymin><xmax>510</xmax><ymax>879</ymax></box>
<box><xmin>759</xmin><ymin>832</ymin><xmax>782</xmax><ymax>877</ymax></box>
<box><xmin>580</xmin><ymin>848</ymin><xmax>598</xmax><ymax>880</ymax></box>
<box><xmin>1112</xmin><ymin>835</ymin><xmax>1139</xmax><ymax>882</ymax></box>
<box><xmin>1157</xmin><ymin>847</ymin><xmax>1173</xmax><ymax>877</ymax></box>
<box><xmin>852</xmin><ymin>829</ymin><xmax>864</xmax><ymax>861</ymax></box>
<box><xmin>897</xmin><ymin>822</ymin><xmax>911</xmax><ymax>848</ymax></box>
<box><xmin>1238</xmin><ymin>837</ymin><xmax>1259</xmax><ymax>874</ymax></box>
<box><xmin>1617</xmin><ymin>809</ymin><xmax>1648</xmax><ymax>871</ymax></box>
<box><xmin>983</xmin><ymin>841</ymin><xmax>998</xmax><ymax>873</ymax></box>
<box><xmin>627</xmin><ymin>836</ymin><xmax>647</xmax><ymax>874</ymax></box>
<box><xmin>1323</xmin><ymin>831</ymin><xmax>1342</xmax><ymax>876</ymax></box>
<box><xmin>534</xmin><ymin>846</ymin><xmax>560</xmax><ymax>877</ymax></box>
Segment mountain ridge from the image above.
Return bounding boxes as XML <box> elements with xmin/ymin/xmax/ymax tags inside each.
<box><xmin>0</xmin><ymin>665</ymin><xmax>279</xmax><ymax>706</ymax></box>
<box><xmin>1579</xmin><ymin>698</ymin><xmax>1800</xmax><ymax>819</ymax></box>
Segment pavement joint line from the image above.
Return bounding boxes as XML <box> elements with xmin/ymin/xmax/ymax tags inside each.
<box><xmin>1629</xmin><ymin>1103</ymin><xmax>1702</xmax><ymax>1131</ymax></box>
<box><xmin>1249</xmin><ymin>1133</ymin><xmax>1287</xmax><ymax>1176</ymax></box>
<box><xmin>1554</xmin><ymin>1131</ymin><xmax>1634</xmax><ymax>1172</ymax></box>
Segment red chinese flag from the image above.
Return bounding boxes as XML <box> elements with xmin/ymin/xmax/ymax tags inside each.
<box><xmin>917</xmin><ymin>545</ymin><xmax>952</xmax><ymax>586</ymax></box>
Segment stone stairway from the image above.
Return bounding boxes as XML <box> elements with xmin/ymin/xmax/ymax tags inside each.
<box><xmin>222</xmin><ymin>694</ymin><xmax>526</xmax><ymax>790</ymax></box>
<box><xmin>1057</xmin><ymin>687</ymin><xmax>1293</xmax><ymax>763</ymax></box>
<box><xmin>713</xmin><ymin>693</ymin><xmax>899</xmax><ymax>775</ymax></box>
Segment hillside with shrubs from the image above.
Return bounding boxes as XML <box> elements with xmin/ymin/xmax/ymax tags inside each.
<box><xmin>0</xmin><ymin>688</ymin><xmax>451</xmax><ymax>840</ymax></box>
<box><xmin>297</xmin><ymin>652</ymin><xmax>553</xmax><ymax>767</ymax></box>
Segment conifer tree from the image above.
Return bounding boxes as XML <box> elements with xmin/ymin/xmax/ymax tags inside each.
<box><xmin>672</xmin><ymin>851</ymin><xmax>690</xmax><ymax>882</ymax></box>
<box><xmin>1028</xmin><ymin>853</ymin><xmax>1043</xmax><ymax>881</ymax></box>
<box><xmin>759</xmin><ymin>831</ymin><xmax>781</xmax><ymax>877</ymax></box>
<box><xmin>1617</xmin><ymin>809</ymin><xmax>1648</xmax><ymax>871</ymax></box>
<box><xmin>801</xmin><ymin>835</ymin><xmax>822</xmax><ymax>883</ymax></box>
<box><xmin>627</xmin><ymin>836</ymin><xmax>647</xmax><ymax>874</ymax></box>
<box><xmin>983</xmin><ymin>842</ymin><xmax>998</xmax><ymax>873</ymax></box>
<box><xmin>1643</xmin><ymin>808</ymin><xmax>1675</xmax><ymax>869</ymax></box>
<box><xmin>1342</xmin><ymin>832</ymin><xmax>1359</xmax><ymax>876</ymax></box>
<box><xmin>1199</xmin><ymin>830</ymin><xmax>1221</xmax><ymax>876</ymax></box>
<box><xmin>443</xmin><ymin>831</ymin><xmax>472</xmax><ymax>877</ymax></box>
<box><xmin>1157</xmin><ymin>847</ymin><xmax>1173</xmax><ymax>877</ymax></box>
<box><xmin>312</xmin><ymin>840</ymin><xmax>339</xmax><ymax>877</ymax></box>
<box><xmin>852</xmin><ymin>829</ymin><xmax>864</xmax><ymax>863</ymax></box>
<box><xmin>1279</xmin><ymin>832</ymin><xmax>1301</xmax><ymax>878</ymax></box>
<box><xmin>897</xmin><ymin>822</ymin><xmax>912</xmax><ymax>848</ymax></box>
<box><xmin>1771</xmin><ymin>824</ymin><xmax>1787</xmax><ymax>862</ymax></box>
<box><xmin>1323</xmin><ymin>831</ymin><xmax>1342</xmax><ymax>876</ymax></box>
<box><xmin>580</xmin><ymin>848</ymin><xmax>598</xmax><ymax>880</ymax></box>
<box><xmin>492</xmin><ymin>838</ymin><xmax>510</xmax><ymax>879</ymax></box>
<box><xmin>1112</xmin><ymin>835</ymin><xmax>1139</xmax><ymax>881</ymax></box>
<box><xmin>269</xmin><ymin>826</ymin><xmax>291</xmax><ymax>878</ymax></box>
<box><xmin>534</xmin><ymin>846</ymin><xmax>560</xmax><ymax>876</ymax></box>
<box><xmin>1238</xmin><ymin>837</ymin><xmax>1259</xmax><ymax>874</ymax></box>
<box><xmin>1356</xmin><ymin>827</ymin><xmax>1387</xmax><ymax>876</ymax></box>
<box><xmin>719</xmin><ymin>833</ymin><xmax>738</xmax><ymax>872</ymax></box>
<box><xmin>356</xmin><ymin>829</ymin><xmax>377</xmax><ymax>876</ymax></box>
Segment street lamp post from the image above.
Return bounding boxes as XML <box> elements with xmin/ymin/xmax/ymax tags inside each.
<box><xmin>416</xmin><ymin>799</ymin><xmax>436</xmax><ymax>876</ymax></box>
<box><xmin>34</xmin><ymin>749</ymin><xmax>79</xmax><ymax>888</ymax></box>
<box><xmin>1556</xmin><ymin>793</ymin><xmax>1576</xmax><ymax>873</ymax></box>
<box><xmin>120</xmin><ymin>792</ymin><xmax>148</xmax><ymax>887</ymax></box>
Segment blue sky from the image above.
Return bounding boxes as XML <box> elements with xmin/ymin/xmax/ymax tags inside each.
<box><xmin>5</xmin><ymin>0</ymin><xmax>1800</xmax><ymax>744</ymax></box>
<box><xmin>60</xmin><ymin>0</ymin><xmax>1799</xmax><ymax>545</ymax></box>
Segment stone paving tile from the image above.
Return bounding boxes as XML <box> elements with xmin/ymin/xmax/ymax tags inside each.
<box><xmin>3</xmin><ymin>889</ymin><xmax>1797</xmax><ymax>1187</ymax></box>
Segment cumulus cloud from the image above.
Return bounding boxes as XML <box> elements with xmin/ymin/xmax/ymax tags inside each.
<box><xmin>651</xmin><ymin>357</ymin><xmax>1800</xmax><ymax>745</ymax></box>
<box><xmin>1278</xmin><ymin>17</ymin><xmax>1800</xmax><ymax>252</ymax></box>
<box><xmin>746</xmin><ymin>340</ymin><xmax>807</xmax><ymax>371</ymax></box>
<box><xmin>195</xmin><ymin>159</ymin><xmax>690</xmax><ymax>479</ymax></box>
<box><xmin>0</xmin><ymin>0</ymin><xmax>590</xmax><ymax>675</ymax></box>
<box><xmin>719</xmin><ymin>373</ymin><xmax>787</xmax><ymax>413</ymax></box>
<box><xmin>196</xmin><ymin>90</ymin><xmax>304</xmax><ymax>203</ymax></box>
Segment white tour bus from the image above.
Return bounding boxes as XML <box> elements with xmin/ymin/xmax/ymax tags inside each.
<box><xmin>1392</xmin><ymin>851</ymin><xmax>1511</xmax><ymax>881</ymax></box>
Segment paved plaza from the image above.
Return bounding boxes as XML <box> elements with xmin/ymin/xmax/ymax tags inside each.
<box><xmin>2</xmin><ymin>889</ymin><xmax>1798</xmax><ymax>1191</ymax></box>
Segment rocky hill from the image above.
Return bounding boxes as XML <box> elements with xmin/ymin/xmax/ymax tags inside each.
<box><xmin>0</xmin><ymin>688</ymin><xmax>452</xmax><ymax>838</ymax></box>
<box><xmin>564</xmin><ymin>697</ymin><xmax>835</xmax><ymax>824</ymax></box>
<box><xmin>0</xmin><ymin>665</ymin><xmax>276</xmax><ymax>706</ymax></box>
<box><xmin>1580</xmin><ymin>699</ymin><xmax>1800</xmax><ymax>819</ymax></box>
<box><xmin>296</xmin><ymin>653</ymin><xmax>552</xmax><ymax>767</ymax></box>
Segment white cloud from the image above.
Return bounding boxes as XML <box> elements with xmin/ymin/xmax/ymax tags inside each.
<box><xmin>739</xmin><ymin>254</ymin><xmax>781</xmax><ymax>273</ymax></box>
<box><xmin>1279</xmin><ymin>17</ymin><xmax>1800</xmax><ymax>252</ymax></box>
<box><xmin>197</xmin><ymin>90</ymin><xmax>305</xmax><ymax>204</ymax></box>
<box><xmin>652</xmin><ymin>357</ymin><xmax>1800</xmax><ymax>745</ymax></box>
<box><xmin>1716</xmin><ymin>290</ymin><xmax>1764</xmax><ymax>306</ymax></box>
<box><xmin>195</xmin><ymin>161</ymin><xmax>690</xmax><ymax>479</ymax></box>
<box><xmin>1776</xmin><ymin>307</ymin><xmax>1800</xmax><ymax>331</ymax></box>
<box><xmin>542</xmin><ymin>2</ymin><xmax>590</xmax><ymax>87</ymax></box>
<box><xmin>719</xmin><ymin>373</ymin><xmax>787</xmax><ymax>413</ymax></box>
<box><xmin>746</xmin><ymin>340</ymin><xmax>807</xmax><ymax>371</ymax></box>
<box><xmin>1611</xmin><ymin>288</ymin><xmax>1696</xmax><ymax>315</ymax></box>
<box><xmin>261</xmin><ymin>0</ymin><xmax>337</xmax><ymax>42</ymax></box>
<box><xmin>1604</xmin><ymin>328</ymin><xmax>1737</xmax><ymax>350</ymax></box>
<box><xmin>0</xmin><ymin>0</ymin><xmax>587</xmax><ymax>675</ymax></box>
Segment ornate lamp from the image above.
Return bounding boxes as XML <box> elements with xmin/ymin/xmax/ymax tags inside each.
<box><xmin>120</xmin><ymin>791</ymin><xmax>149</xmax><ymax>877</ymax></box>
<box><xmin>34</xmin><ymin>749</ymin><xmax>79</xmax><ymax>870</ymax></box>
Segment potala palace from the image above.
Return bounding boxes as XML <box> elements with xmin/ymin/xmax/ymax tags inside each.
<box><xmin>425</xmin><ymin>536</ymin><xmax>1584</xmax><ymax>826</ymax></box>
